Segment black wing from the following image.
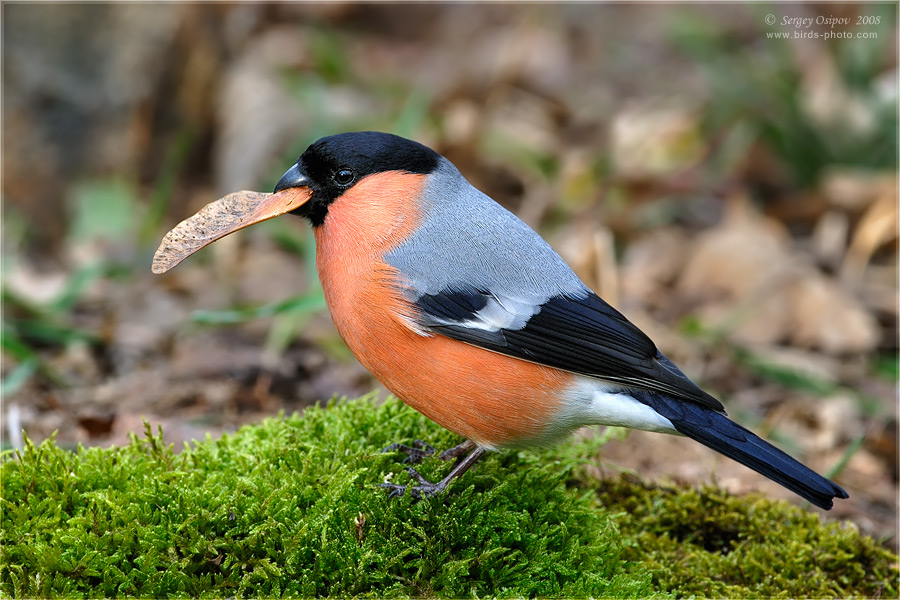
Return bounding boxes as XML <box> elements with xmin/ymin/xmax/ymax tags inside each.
<box><xmin>414</xmin><ymin>287</ymin><xmax>724</xmax><ymax>412</ymax></box>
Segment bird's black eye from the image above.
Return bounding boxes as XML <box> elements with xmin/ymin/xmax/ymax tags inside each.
<box><xmin>333</xmin><ymin>168</ymin><xmax>355</xmax><ymax>186</ymax></box>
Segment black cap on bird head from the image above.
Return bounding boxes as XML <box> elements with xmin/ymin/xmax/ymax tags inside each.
<box><xmin>274</xmin><ymin>131</ymin><xmax>441</xmax><ymax>226</ymax></box>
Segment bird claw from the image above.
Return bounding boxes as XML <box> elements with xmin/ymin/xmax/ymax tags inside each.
<box><xmin>379</xmin><ymin>467</ymin><xmax>445</xmax><ymax>500</ymax></box>
<box><xmin>379</xmin><ymin>482</ymin><xmax>410</xmax><ymax>500</ymax></box>
<box><xmin>381</xmin><ymin>439</ymin><xmax>437</xmax><ymax>464</ymax></box>
<box><xmin>382</xmin><ymin>439</ymin><xmax>476</xmax><ymax>466</ymax></box>
<box><xmin>380</xmin><ymin>443</ymin><xmax>487</xmax><ymax>502</ymax></box>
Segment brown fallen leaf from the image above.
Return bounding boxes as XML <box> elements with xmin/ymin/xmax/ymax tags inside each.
<box><xmin>841</xmin><ymin>185</ymin><xmax>899</xmax><ymax>286</ymax></box>
<box><xmin>788</xmin><ymin>275</ymin><xmax>879</xmax><ymax>354</ymax></box>
<box><xmin>610</xmin><ymin>102</ymin><xmax>705</xmax><ymax>181</ymax></box>
<box><xmin>678</xmin><ymin>195</ymin><xmax>879</xmax><ymax>353</ymax></box>
<box><xmin>152</xmin><ymin>188</ymin><xmax>310</xmax><ymax>274</ymax></box>
<box><xmin>620</xmin><ymin>227</ymin><xmax>689</xmax><ymax>310</ymax></box>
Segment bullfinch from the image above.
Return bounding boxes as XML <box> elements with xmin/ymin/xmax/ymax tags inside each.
<box><xmin>155</xmin><ymin>131</ymin><xmax>848</xmax><ymax>510</ymax></box>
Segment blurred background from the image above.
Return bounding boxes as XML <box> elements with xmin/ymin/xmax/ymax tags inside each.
<box><xmin>2</xmin><ymin>4</ymin><xmax>897</xmax><ymax>545</ymax></box>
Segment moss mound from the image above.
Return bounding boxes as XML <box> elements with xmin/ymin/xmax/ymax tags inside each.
<box><xmin>595</xmin><ymin>476</ymin><xmax>898</xmax><ymax>598</ymax></box>
<box><xmin>1</xmin><ymin>396</ymin><xmax>655</xmax><ymax>598</ymax></box>
<box><xmin>2</xmin><ymin>395</ymin><xmax>896</xmax><ymax>598</ymax></box>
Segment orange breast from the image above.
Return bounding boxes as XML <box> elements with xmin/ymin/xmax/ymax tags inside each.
<box><xmin>314</xmin><ymin>171</ymin><xmax>571</xmax><ymax>448</ymax></box>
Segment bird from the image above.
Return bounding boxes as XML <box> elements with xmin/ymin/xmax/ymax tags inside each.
<box><xmin>155</xmin><ymin>131</ymin><xmax>848</xmax><ymax>510</ymax></box>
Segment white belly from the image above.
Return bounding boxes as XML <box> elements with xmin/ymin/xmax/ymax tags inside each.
<box><xmin>520</xmin><ymin>376</ymin><xmax>678</xmax><ymax>448</ymax></box>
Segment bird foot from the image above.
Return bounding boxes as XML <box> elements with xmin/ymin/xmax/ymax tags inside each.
<box><xmin>382</xmin><ymin>439</ymin><xmax>476</xmax><ymax>464</ymax></box>
<box><xmin>380</xmin><ymin>443</ymin><xmax>487</xmax><ymax>501</ymax></box>
<box><xmin>379</xmin><ymin>467</ymin><xmax>448</xmax><ymax>499</ymax></box>
<box><xmin>381</xmin><ymin>439</ymin><xmax>437</xmax><ymax>464</ymax></box>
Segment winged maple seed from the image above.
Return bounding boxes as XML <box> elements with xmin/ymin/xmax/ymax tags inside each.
<box><xmin>152</xmin><ymin>188</ymin><xmax>310</xmax><ymax>274</ymax></box>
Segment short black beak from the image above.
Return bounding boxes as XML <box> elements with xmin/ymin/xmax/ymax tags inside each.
<box><xmin>274</xmin><ymin>162</ymin><xmax>310</xmax><ymax>193</ymax></box>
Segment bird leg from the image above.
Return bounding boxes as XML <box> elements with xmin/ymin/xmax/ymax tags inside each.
<box><xmin>437</xmin><ymin>440</ymin><xmax>476</xmax><ymax>461</ymax></box>
<box><xmin>380</xmin><ymin>444</ymin><xmax>486</xmax><ymax>500</ymax></box>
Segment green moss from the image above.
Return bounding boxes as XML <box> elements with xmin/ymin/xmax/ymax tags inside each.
<box><xmin>1</xmin><ymin>396</ymin><xmax>895</xmax><ymax>598</ymax></box>
<box><xmin>593</xmin><ymin>476</ymin><xmax>898</xmax><ymax>598</ymax></box>
<box><xmin>1</xmin><ymin>396</ymin><xmax>656</xmax><ymax>598</ymax></box>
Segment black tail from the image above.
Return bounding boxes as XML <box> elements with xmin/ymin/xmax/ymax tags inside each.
<box><xmin>638</xmin><ymin>391</ymin><xmax>849</xmax><ymax>510</ymax></box>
